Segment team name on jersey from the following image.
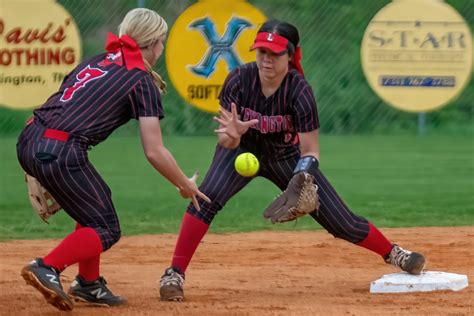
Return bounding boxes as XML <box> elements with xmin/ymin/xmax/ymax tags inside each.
<box><xmin>242</xmin><ymin>107</ymin><xmax>293</xmax><ymax>134</ymax></box>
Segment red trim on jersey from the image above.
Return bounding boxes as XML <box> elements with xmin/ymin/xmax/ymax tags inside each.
<box><xmin>25</xmin><ymin>116</ymin><xmax>34</xmax><ymax>126</ymax></box>
<box><xmin>43</xmin><ymin>129</ymin><xmax>70</xmax><ymax>142</ymax></box>
<box><xmin>105</xmin><ymin>33</ymin><xmax>145</xmax><ymax>71</ymax></box>
<box><xmin>251</xmin><ymin>32</ymin><xmax>289</xmax><ymax>54</ymax></box>
<box><xmin>293</xmin><ymin>134</ymin><xmax>299</xmax><ymax>145</ymax></box>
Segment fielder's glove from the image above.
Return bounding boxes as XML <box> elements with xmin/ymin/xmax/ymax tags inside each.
<box><xmin>263</xmin><ymin>172</ymin><xmax>320</xmax><ymax>223</ymax></box>
<box><xmin>25</xmin><ymin>173</ymin><xmax>62</xmax><ymax>223</ymax></box>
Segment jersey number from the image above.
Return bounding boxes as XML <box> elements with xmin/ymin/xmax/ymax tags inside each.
<box><xmin>60</xmin><ymin>65</ymin><xmax>108</xmax><ymax>102</ymax></box>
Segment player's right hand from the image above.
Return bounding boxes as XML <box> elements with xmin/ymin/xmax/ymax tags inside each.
<box><xmin>213</xmin><ymin>103</ymin><xmax>259</xmax><ymax>139</ymax></box>
<box><xmin>178</xmin><ymin>172</ymin><xmax>211</xmax><ymax>211</ymax></box>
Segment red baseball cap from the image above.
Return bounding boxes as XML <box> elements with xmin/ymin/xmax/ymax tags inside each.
<box><xmin>251</xmin><ymin>32</ymin><xmax>289</xmax><ymax>54</ymax></box>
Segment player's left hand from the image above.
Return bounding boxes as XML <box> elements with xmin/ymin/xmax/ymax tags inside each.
<box><xmin>25</xmin><ymin>173</ymin><xmax>62</xmax><ymax>223</ymax></box>
<box><xmin>213</xmin><ymin>103</ymin><xmax>258</xmax><ymax>139</ymax></box>
<box><xmin>263</xmin><ymin>172</ymin><xmax>320</xmax><ymax>223</ymax></box>
<box><xmin>178</xmin><ymin>171</ymin><xmax>199</xmax><ymax>198</ymax></box>
<box><xmin>177</xmin><ymin>171</ymin><xmax>211</xmax><ymax>211</ymax></box>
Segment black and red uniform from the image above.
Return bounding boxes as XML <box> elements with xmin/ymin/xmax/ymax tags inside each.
<box><xmin>162</xmin><ymin>28</ymin><xmax>420</xmax><ymax>295</ymax></box>
<box><xmin>187</xmin><ymin>62</ymin><xmax>370</xmax><ymax>243</ymax></box>
<box><xmin>17</xmin><ymin>50</ymin><xmax>163</xmax><ymax>251</ymax></box>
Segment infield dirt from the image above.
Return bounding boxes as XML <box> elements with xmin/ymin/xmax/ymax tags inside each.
<box><xmin>1</xmin><ymin>227</ymin><xmax>472</xmax><ymax>315</ymax></box>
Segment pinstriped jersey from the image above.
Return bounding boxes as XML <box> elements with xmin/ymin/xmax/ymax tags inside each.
<box><xmin>33</xmin><ymin>53</ymin><xmax>163</xmax><ymax>146</ymax></box>
<box><xmin>218</xmin><ymin>62</ymin><xmax>319</xmax><ymax>159</ymax></box>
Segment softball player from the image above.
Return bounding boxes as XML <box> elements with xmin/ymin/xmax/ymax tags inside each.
<box><xmin>17</xmin><ymin>8</ymin><xmax>209</xmax><ymax>311</ymax></box>
<box><xmin>159</xmin><ymin>20</ymin><xmax>426</xmax><ymax>301</ymax></box>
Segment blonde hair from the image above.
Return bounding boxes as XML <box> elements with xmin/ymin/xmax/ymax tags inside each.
<box><xmin>119</xmin><ymin>8</ymin><xmax>168</xmax><ymax>93</ymax></box>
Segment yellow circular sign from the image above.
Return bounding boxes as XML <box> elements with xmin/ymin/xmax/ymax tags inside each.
<box><xmin>361</xmin><ymin>0</ymin><xmax>472</xmax><ymax>112</ymax></box>
<box><xmin>0</xmin><ymin>0</ymin><xmax>82</xmax><ymax>109</ymax></box>
<box><xmin>166</xmin><ymin>0</ymin><xmax>266</xmax><ymax>113</ymax></box>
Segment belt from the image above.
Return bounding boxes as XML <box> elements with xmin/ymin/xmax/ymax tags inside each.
<box><xmin>26</xmin><ymin>116</ymin><xmax>70</xmax><ymax>142</ymax></box>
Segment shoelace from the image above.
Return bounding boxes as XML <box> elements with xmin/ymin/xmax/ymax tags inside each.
<box><xmin>75</xmin><ymin>277</ymin><xmax>114</xmax><ymax>294</ymax></box>
<box><xmin>95</xmin><ymin>278</ymin><xmax>114</xmax><ymax>294</ymax></box>
<box><xmin>389</xmin><ymin>246</ymin><xmax>412</xmax><ymax>268</ymax></box>
<box><xmin>161</xmin><ymin>271</ymin><xmax>184</xmax><ymax>287</ymax></box>
<box><xmin>97</xmin><ymin>277</ymin><xmax>108</xmax><ymax>286</ymax></box>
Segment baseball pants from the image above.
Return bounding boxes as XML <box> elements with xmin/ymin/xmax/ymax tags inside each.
<box><xmin>187</xmin><ymin>146</ymin><xmax>370</xmax><ymax>243</ymax></box>
<box><xmin>16</xmin><ymin>123</ymin><xmax>120</xmax><ymax>250</ymax></box>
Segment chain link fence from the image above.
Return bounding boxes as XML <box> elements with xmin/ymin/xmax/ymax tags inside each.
<box><xmin>0</xmin><ymin>0</ymin><xmax>472</xmax><ymax>135</ymax></box>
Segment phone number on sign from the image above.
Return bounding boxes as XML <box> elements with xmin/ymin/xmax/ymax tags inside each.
<box><xmin>380</xmin><ymin>76</ymin><xmax>455</xmax><ymax>87</ymax></box>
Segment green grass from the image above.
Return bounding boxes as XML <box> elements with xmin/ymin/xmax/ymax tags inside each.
<box><xmin>0</xmin><ymin>134</ymin><xmax>473</xmax><ymax>241</ymax></box>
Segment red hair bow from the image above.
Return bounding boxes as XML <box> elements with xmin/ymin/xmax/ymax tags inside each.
<box><xmin>105</xmin><ymin>32</ymin><xmax>145</xmax><ymax>71</ymax></box>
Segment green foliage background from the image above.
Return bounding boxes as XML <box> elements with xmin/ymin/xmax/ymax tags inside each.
<box><xmin>1</xmin><ymin>135</ymin><xmax>472</xmax><ymax>240</ymax></box>
<box><xmin>0</xmin><ymin>1</ymin><xmax>472</xmax><ymax>241</ymax></box>
<box><xmin>0</xmin><ymin>0</ymin><xmax>472</xmax><ymax>135</ymax></box>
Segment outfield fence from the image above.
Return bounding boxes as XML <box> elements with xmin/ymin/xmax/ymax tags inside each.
<box><xmin>0</xmin><ymin>0</ymin><xmax>472</xmax><ymax>136</ymax></box>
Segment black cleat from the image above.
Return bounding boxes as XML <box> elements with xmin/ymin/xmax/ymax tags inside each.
<box><xmin>159</xmin><ymin>267</ymin><xmax>185</xmax><ymax>301</ymax></box>
<box><xmin>68</xmin><ymin>275</ymin><xmax>126</xmax><ymax>307</ymax></box>
<box><xmin>385</xmin><ymin>244</ymin><xmax>426</xmax><ymax>275</ymax></box>
<box><xmin>21</xmin><ymin>258</ymin><xmax>74</xmax><ymax>311</ymax></box>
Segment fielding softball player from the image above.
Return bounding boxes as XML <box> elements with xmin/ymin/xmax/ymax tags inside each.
<box><xmin>17</xmin><ymin>8</ymin><xmax>209</xmax><ymax>311</ymax></box>
<box><xmin>159</xmin><ymin>20</ymin><xmax>426</xmax><ymax>301</ymax></box>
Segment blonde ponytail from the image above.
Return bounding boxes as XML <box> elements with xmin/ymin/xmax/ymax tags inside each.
<box><xmin>143</xmin><ymin>58</ymin><xmax>167</xmax><ymax>93</ymax></box>
<box><xmin>119</xmin><ymin>8</ymin><xmax>168</xmax><ymax>93</ymax></box>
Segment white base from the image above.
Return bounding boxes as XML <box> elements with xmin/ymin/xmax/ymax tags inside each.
<box><xmin>370</xmin><ymin>271</ymin><xmax>469</xmax><ymax>293</ymax></box>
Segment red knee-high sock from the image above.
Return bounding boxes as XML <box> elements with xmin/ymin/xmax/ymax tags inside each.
<box><xmin>171</xmin><ymin>213</ymin><xmax>209</xmax><ymax>274</ymax></box>
<box><xmin>356</xmin><ymin>222</ymin><xmax>393</xmax><ymax>257</ymax></box>
<box><xmin>75</xmin><ymin>223</ymin><xmax>100</xmax><ymax>281</ymax></box>
<box><xmin>79</xmin><ymin>255</ymin><xmax>100</xmax><ymax>281</ymax></box>
<box><xmin>43</xmin><ymin>226</ymin><xmax>103</xmax><ymax>272</ymax></box>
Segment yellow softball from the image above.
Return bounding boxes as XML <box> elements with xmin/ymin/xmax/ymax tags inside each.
<box><xmin>234</xmin><ymin>152</ymin><xmax>260</xmax><ymax>177</ymax></box>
